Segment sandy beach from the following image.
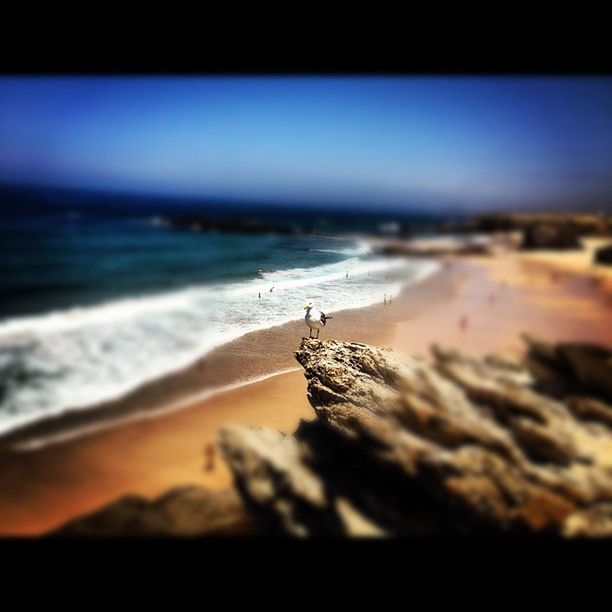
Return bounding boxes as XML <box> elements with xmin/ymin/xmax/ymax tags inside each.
<box><xmin>1</xmin><ymin>249</ymin><xmax>612</xmax><ymax>536</ymax></box>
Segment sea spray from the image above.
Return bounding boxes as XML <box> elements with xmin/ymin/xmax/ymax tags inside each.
<box><xmin>0</xmin><ymin>246</ymin><xmax>438</xmax><ymax>436</ymax></box>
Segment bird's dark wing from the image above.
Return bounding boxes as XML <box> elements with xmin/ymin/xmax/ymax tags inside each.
<box><xmin>321</xmin><ymin>312</ymin><xmax>327</xmax><ymax>325</ymax></box>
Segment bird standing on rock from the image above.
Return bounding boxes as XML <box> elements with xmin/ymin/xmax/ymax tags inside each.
<box><xmin>304</xmin><ymin>302</ymin><xmax>332</xmax><ymax>339</ymax></box>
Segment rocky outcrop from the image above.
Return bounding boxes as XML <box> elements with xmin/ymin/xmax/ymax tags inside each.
<box><xmin>594</xmin><ymin>243</ymin><xmax>612</xmax><ymax>266</ymax></box>
<box><xmin>520</xmin><ymin>221</ymin><xmax>582</xmax><ymax>250</ymax></box>
<box><xmin>164</xmin><ymin>214</ymin><xmax>296</xmax><ymax>235</ymax></box>
<box><xmin>52</xmin><ymin>486</ymin><xmax>254</xmax><ymax>537</ymax></box>
<box><xmin>523</xmin><ymin>334</ymin><xmax>612</xmax><ymax>403</ymax></box>
<box><xmin>220</xmin><ymin>338</ymin><xmax>612</xmax><ymax>537</ymax></box>
<box><xmin>440</xmin><ymin>213</ymin><xmax>612</xmax><ymax>238</ymax></box>
<box><xmin>375</xmin><ymin>238</ymin><xmax>491</xmax><ymax>258</ymax></box>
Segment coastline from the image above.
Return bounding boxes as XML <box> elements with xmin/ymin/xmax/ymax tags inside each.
<box><xmin>391</xmin><ymin>252</ymin><xmax>612</xmax><ymax>361</ymax></box>
<box><xmin>2</xmin><ymin>249</ymin><xmax>612</xmax><ymax>535</ymax></box>
<box><xmin>0</xmin><ymin>259</ymin><xmax>443</xmax><ymax>451</ymax></box>
<box><xmin>516</xmin><ymin>237</ymin><xmax>612</xmax><ymax>293</ymax></box>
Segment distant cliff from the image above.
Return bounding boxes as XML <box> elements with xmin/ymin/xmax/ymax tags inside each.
<box><xmin>439</xmin><ymin>212</ymin><xmax>612</xmax><ymax>251</ymax></box>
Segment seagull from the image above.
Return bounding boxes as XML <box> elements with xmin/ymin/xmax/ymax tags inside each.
<box><xmin>304</xmin><ymin>302</ymin><xmax>332</xmax><ymax>339</ymax></box>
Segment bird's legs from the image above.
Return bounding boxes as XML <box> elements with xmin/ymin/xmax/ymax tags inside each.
<box><xmin>308</xmin><ymin>328</ymin><xmax>313</xmax><ymax>338</ymax></box>
<box><xmin>316</xmin><ymin>329</ymin><xmax>320</xmax><ymax>339</ymax></box>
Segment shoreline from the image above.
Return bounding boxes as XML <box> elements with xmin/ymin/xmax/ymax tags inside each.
<box><xmin>10</xmin><ymin>366</ymin><xmax>302</xmax><ymax>452</ymax></box>
<box><xmin>0</xmin><ymin>259</ymin><xmax>445</xmax><ymax>451</ymax></box>
<box><xmin>516</xmin><ymin>238</ymin><xmax>612</xmax><ymax>293</ymax></box>
<box><xmin>2</xmin><ymin>249</ymin><xmax>612</xmax><ymax>535</ymax></box>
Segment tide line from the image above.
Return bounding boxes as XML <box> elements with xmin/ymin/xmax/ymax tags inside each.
<box><xmin>12</xmin><ymin>366</ymin><xmax>301</xmax><ymax>452</ymax></box>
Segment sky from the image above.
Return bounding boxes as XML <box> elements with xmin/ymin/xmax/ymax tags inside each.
<box><xmin>0</xmin><ymin>76</ymin><xmax>611</xmax><ymax>212</ymax></box>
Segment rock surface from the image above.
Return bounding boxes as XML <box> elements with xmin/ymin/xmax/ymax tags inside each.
<box><xmin>440</xmin><ymin>213</ymin><xmax>612</xmax><ymax>239</ymax></box>
<box><xmin>52</xmin><ymin>486</ymin><xmax>254</xmax><ymax>537</ymax></box>
<box><xmin>594</xmin><ymin>243</ymin><xmax>612</xmax><ymax>266</ymax></box>
<box><xmin>521</xmin><ymin>221</ymin><xmax>582</xmax><ymax>250</ymax></box>
<box><xmin>220</xmin><ymin>337</ymin><xmax>612</xmax><ymax>537</ymax></box>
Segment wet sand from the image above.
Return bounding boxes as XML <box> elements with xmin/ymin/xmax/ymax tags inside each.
<box><xmin>0</xmin><ymin>264</ymin><xmax>446</xmax><ymax>450</ymax></box>
<box><xmin>0</xmin><ymin>369</ymin><xmax>313</xmax><ymax>536</ymax></box>
<box><xmin>1</xmin><ymin>252</ymin><xmax>612</xmax><ymax>536</ymax></box>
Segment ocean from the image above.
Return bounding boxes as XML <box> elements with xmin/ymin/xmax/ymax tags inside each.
<box><xmin>0</xmin><ymin>186</ymin><xmax>442</xmax><ymax>435</ymax></box>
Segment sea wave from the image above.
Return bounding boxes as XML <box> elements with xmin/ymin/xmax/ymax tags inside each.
<box><xmin>0</xmin><ymin>254</ymin><xmax>439</xmax><ymax>436</ymax></box>
<box><xmin>309</xmin><ymin>242</ymin><xmax>372</xmax><ymax>257</ymax></box>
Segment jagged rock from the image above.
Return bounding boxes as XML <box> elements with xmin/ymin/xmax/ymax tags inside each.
<box><xmin>523</xmin><ymin>334</ymin><xmax>612</xmax><ymax>402</ymax></box>
<box><xmin>562</xmin><ymin>504</ymin><xmax>612</xmax><ymax>537</ymax></box>
<box><xmin>567</xmin><ymin>396</ymin><xmax>612</xmax><ymax>429</ymax></box>
<box><xmin>219</xmin><ymin>424</ymin><xmax>389</xmax><ymax>536</ymax></box>
<box><xmin>594</xmin><ymin>243</ymin><xmax>612</xmax><ymax>266</ymax></box>
<box><xmin>220</xmin><ymin>337</ymin><xmax>612</xmax><ymax>537</ymax></box>
<box><xmin>52</xmin><ymin>486</ymin><xmax>254</xmax><ymax>537</ymax></box>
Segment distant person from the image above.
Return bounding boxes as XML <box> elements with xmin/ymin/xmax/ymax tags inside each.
<box><xmin>346</xmin><ymin>270</ymin><xmax>349</xmax><ymax>278</ymax></box>
<box><xmin>258</xmin><ymin>292</ymin><xmax>261</xmax><ymax>299</ymax></box>
<box><xmin>204</xmin><ymin>443</ymin><xmax>216</xmax><ymax>472</ymax></box>
<box><xmin>489</xmin><ymin>293</ymin><xmax>496</xmax><ymax>304</ymax></box>
<box><xmin>384</xmin><ymin>293</ymin><xmax>387</xmax><ymax>306</ymax></box>
<box><xmin>459</xmin><ymin>316</ymin><xmax>469</xmax><ymax>331</ymax></box>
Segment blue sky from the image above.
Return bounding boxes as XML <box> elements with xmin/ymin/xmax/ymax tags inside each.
<box><xmin>1</xmin><ymin>76</ymin><xmax>611</xmax><ymax>211</ymax></box>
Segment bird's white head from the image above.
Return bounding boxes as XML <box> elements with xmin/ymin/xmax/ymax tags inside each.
<box><xmin>304</xmin><ymin>302</ymin><xmax>313</xmax><ymax>311</ymax></box>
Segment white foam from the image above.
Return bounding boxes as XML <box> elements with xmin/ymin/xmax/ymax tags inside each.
<box><xmin>310</xmin><ymin>242</ymin><xmax>372</xmax><ymax>257</ymax></box>
<box><xmin>0</xmin><ymin>254</ymin><xmax>439</xmax><ymax>435</ymax></box>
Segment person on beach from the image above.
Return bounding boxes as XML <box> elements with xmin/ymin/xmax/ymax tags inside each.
<box><xmin>346</xmin><ymin>271</ymin><xmax>349</xmax><ymax>278</ymax></box>
<box><xmin>459</xmin><ymin>315</ymin><xmax>469</xmax><ymax>330</ymax></box>
<box><xmin>384</xmin><ymin>293</ymin><xmax>387</xmax><ymax>306</ymax></box>
<box><xmin>258</xmin><ymin>292</ymin><xmax>261</xmax><ymax>299</ymax></box>
<box><xmin>204</xmin><ymin>443</ymin><xmax>216</xmax><ymax>472</ymax></box>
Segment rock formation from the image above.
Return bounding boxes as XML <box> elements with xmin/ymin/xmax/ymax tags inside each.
<box><xmin>164</xmin><ymin>214</ymin><xmax>296</xmax><ymax>235</ymax></box>
<box><xmin>220</xmin><ymin>337</ymin><xmax>612</xmax><ymax>537</ymax></box>
<box><xmin>594</xmin><ymin>243</ymin><xmax>612</xmax><ymax>266</ymax></box>
<box><xmin>520</xmin><ymin>221</ymin><xmax>582</xmax><ymax>250</ymax></box>
<box><xmin>440</xmin><ymin>213</ymin><xmax>612</xmax><ymax>238</ymax></box>
<box><xmin>54</xmin><ymin>335</ymin><xmax>612</xmax><ymax>537</ymax></box>
<box><xmin>53</xmin><ymin>486</ymin><xmax>254</xmax><ymax>537</ymax></box>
